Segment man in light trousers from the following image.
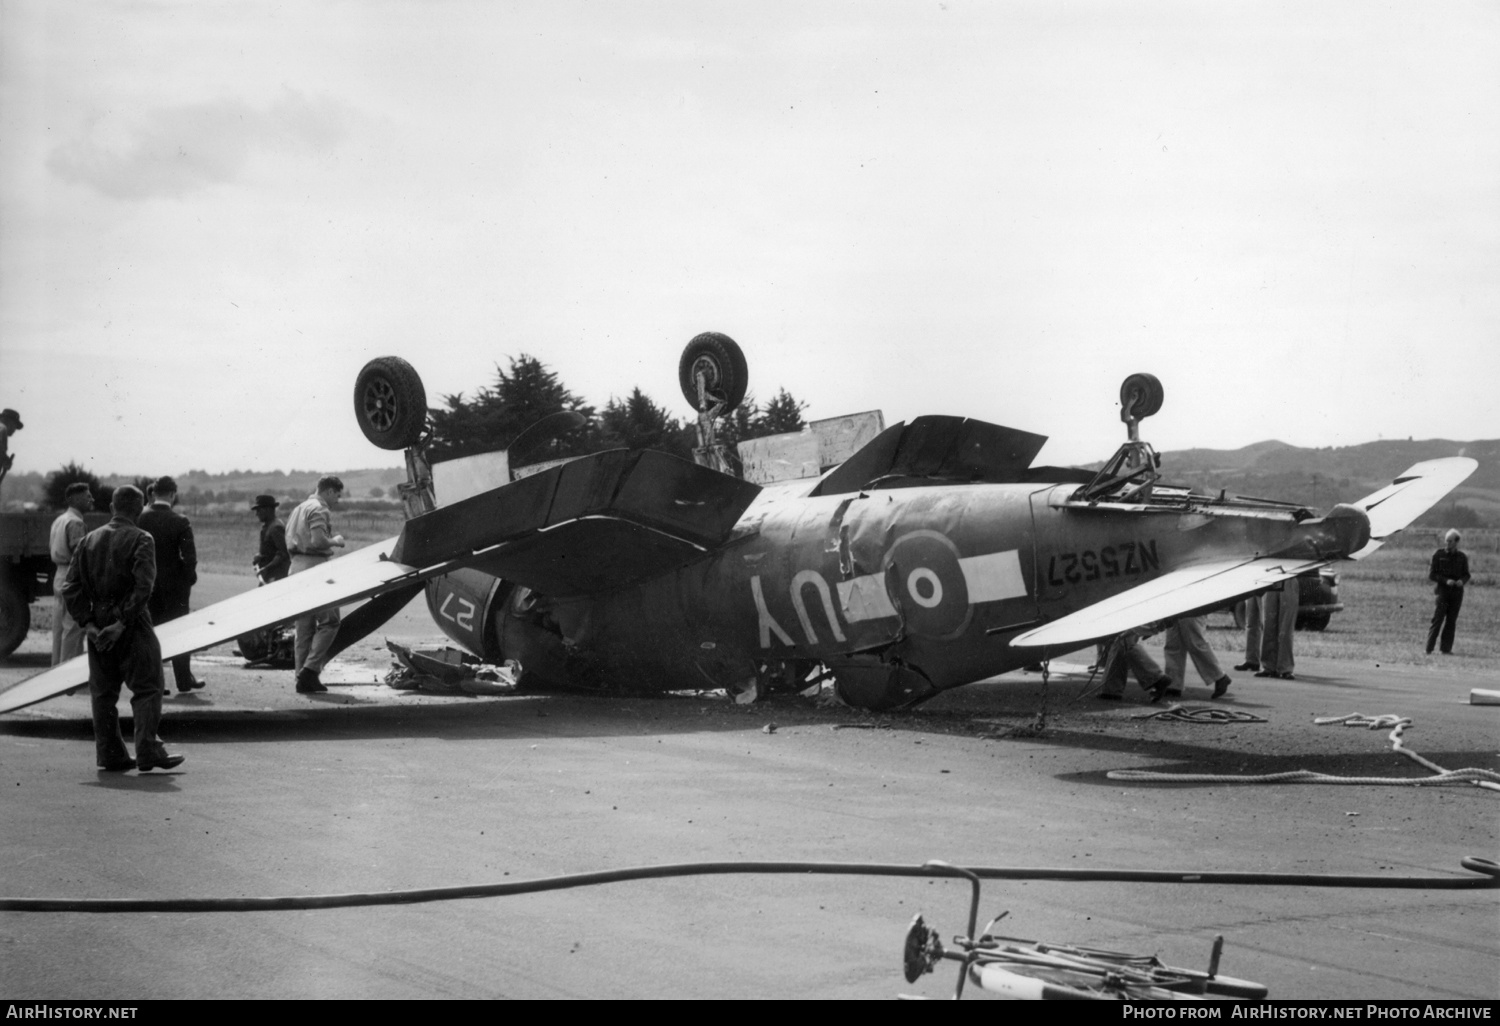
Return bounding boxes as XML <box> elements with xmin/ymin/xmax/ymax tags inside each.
<box><xmin>285</xmin><ymin>476</ymin><xmax>346</xmax><ymax>694</ymax></box>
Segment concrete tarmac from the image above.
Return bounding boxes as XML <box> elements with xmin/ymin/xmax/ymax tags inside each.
<box><xmin>2</xmin><ymin>573</ymin><xmax>1497</xmax><ymax>999</ymax></box>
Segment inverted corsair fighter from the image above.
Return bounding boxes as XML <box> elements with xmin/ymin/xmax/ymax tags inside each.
<box><xmin>0</xmin><ymin>335</ymin><xmax>1475</xmax><ymax>714</ymax></box>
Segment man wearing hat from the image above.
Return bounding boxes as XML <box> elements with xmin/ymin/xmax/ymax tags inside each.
<box><xmin>138</xmin><ymin>475</ymin><xmax>204</xmax><ymax>693</ymax></box>
<box><xmin>251</xmin><ymin>495</ymin><xmax>290</xmax><ymax>584</ymax></box>
<box><xmin>0</xmin><ymin>408</ymin><xmax>21</xmax><ymax>491</ymax></box>
<box><xmin>60</xmin><ymin>485</ymin><xmax>184</xmax><ymax>772</ymax></box>
<box><xmin>49</xmin><ymin>481</ymin><xmax>95</xmax><ymax>664</ymax></box>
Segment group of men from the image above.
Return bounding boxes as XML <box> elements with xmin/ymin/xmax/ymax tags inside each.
<box><xmin>1095</xmin><ymin>532</ymin><xmax>1474</xmax><ymax>703</ymax></box>
<box><xmin>50</xmin><ymin>475</ymin><xmax>202</xmax><ymax>696</ymax></box>
<box><xmin>49</xmin><ymin>474</ymin><xmax>348</xmax><ymax>772</ymax></box>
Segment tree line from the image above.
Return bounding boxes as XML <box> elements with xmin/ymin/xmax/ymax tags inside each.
<box><xmin>18</xmin><ymin>355</ymin><xmax>811</xmax><ymax>511</ymax></box>
<box><xmin>424</xmin><ymin>354</ymin><xmax>807</xmax><ymax>466</ymax></box>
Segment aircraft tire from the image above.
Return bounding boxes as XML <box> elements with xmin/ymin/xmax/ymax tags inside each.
<box><xmin>1119</xmin><ymin>372</ymin><xmax>1164</xmax><ymax>421</ymax></box>
<box><xmin>679</xmin><ymin>332</ymin><xmax>748</xmax><ymax>414</ymax></box>
<box><xmin>1298</xmin><ymin>613</ymin><xmax>1330</xmax><ymax>632</ymax></box>
<box><xmin>0</xmin><ymin>575</ymin><xmax>29</xmax><ymax>659</ymax></box>
<box><xmin>354</xmin><ymin>356</ymin><xmax>428</xmax><ymax>450</ymax></box>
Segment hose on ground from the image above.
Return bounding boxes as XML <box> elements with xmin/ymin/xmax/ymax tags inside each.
<box><xmin>1</xmin><ymin>856</ymin><xmax>1495</xmax><ymax>914</ymax></box>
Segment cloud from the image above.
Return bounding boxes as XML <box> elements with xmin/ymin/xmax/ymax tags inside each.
<box><xmin>47</xmin><ymin>88</ymin><xmax>351</xmax><ymax>200</ymax></box>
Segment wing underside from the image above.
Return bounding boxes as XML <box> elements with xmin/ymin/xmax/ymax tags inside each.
<box><xmin>0</xmin><ymin>537</ymin><xmax>456</xmax><ymax>715</ymax></box>
<box><xmin>1010</xmin><ymin>556</ymin><xmax>1325</xmax><ymax>650</ymax></box>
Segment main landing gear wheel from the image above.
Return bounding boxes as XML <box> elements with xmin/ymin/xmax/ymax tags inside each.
<box><xmin>1119</xmin><ymin>372</ymin><xmax>1164</xmax><ymax>422</ymax></box>
<box><xmin>354</xmin><ymin>356</ymin><xmax>428</xmax><ymax>450</ymax></box>
<box><xmin>679</xmin><ymin>332</ymin><xmax>749</xmax><ymax>414</ymax></box>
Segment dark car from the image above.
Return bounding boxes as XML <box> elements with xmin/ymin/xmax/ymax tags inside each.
<box><xmin>1230</xmin><ymin>566</ymin><xmax>1342</xmax><ymax>632</ymax></box>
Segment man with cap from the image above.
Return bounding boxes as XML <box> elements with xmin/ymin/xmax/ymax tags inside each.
<box><xmin>1427</xmin><ymin>529</ymin><xmax>1472</xmax><ymax>655</ymax></box>
<box><xmin>0</xmin><ymin>408</ymin><xmax>21</xmax><ymax>491</ymax></box>
<box><xmin>285</xmin><ymin>476</ymin><xmax>346</xmax><ymax>693</ymax></box>
<box><xmin>251</xmin><ymin>494</ymin><xmax>290</xmax><ymax>584</ymax></box>
<box><xmin>49</xmin><ymin>482</ymin><xmax>95</xmax><ymax>664</ymax></box>
<box><xmin>60</xmin><ymin>485</ymin><xmax>184</xmax><ymax>772</ymax></box>
<box><xmin>138</xmin><ymin>475</ymin><xmax>204</xmax><ymax>693</ymax></box>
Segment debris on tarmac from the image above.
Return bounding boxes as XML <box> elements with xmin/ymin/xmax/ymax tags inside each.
<box><xmin>384</xmin><ymin>640</ymin><xmax>519</xmax><ymax>696</ymax></box>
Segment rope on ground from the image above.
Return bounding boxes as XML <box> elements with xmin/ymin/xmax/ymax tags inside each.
<box><xmin>1108</xmin><ymin>712</ymin><xmax>1500</xmax><ymax>791</ymax></box>
<box><xmin>1131</xmin><ymin>704</ymin><xmax>1268</xmax><ymax>724</ymax></box>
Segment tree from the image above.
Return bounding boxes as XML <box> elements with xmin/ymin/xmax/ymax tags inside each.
<box><xmin>752</xmin><ymin>388</ymin><xmax>808</xmax><ymax>437</ymax></box>
<box><xmin>44</xmin><ymin>462</ymin><xmax>110</xmax><ymax>511</ymax></box>
<box><xmin>425</xmin><ymin>354</ymin><xmax>597</xmax><ymax>463</ymax></box>
<box><xmin>370</xmin><ymin>486</ymin><xmax>385</xmax><ymax>499</ymax></box>
<box><xmin>598</xmin><ymin>389</ymin><xmax>695</xmax><ymax>459</ymax></box>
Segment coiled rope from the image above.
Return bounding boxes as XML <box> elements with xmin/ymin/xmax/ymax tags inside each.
<box><xmin>1108</xmin><ymin>712</ymin><xmax>1500</xmax><ymax>790</ymax></box>
<box><xmin>1131</xmin><ymin>704</ymin><xmax>1268</xmax><ymax>724</ymax></box>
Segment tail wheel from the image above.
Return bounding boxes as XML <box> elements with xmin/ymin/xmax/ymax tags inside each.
<box><xmin>355</xmin><ymin>357</ymin><xmax>427</xmax><ymax>450</ymax></box>
<box><xmin>1119</xmin><ymin>372</ymin><xmax>1164</xmax><ymax>422</ymax></box>
<box><xmin>679</xmin><ymin>332</ymin><xmax>749</xmax><ymax>414</ymax></box>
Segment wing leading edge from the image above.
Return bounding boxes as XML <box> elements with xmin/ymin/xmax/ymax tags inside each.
<box><xmin>1010</xmin><ymin>556</ymin><xmax>1325</xmax><ymax>650</ymax></box>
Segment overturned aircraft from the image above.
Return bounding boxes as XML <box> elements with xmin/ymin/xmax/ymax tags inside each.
<box><xmin>0</xmin><ymin>334</ymin><xmax>1475</xmax><ymax>713</ymax></box>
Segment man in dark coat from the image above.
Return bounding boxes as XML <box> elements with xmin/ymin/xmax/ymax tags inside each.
<box><xmin>251</xmin><ymin>494</ymin><xmax>290</xmax><ymax>583</ymax></box>
<box><xmin>138</xmin><ymin>475</ymin><xmax>204</xmax><ymax>692</ymax></box>
<box><xmin>1427</xmin><ymin>529</ymin><xmax>1472</xmax><ymax>655</ymax></box>
<box><xmin>60</xmin><ymin>485</ymin><xmax>184</xmax><ymax>772</ymax></box>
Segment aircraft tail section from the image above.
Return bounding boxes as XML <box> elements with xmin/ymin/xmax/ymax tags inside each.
<box><xmin>1347</xmin><ymin>457</ymin><xmax>1477</xmax><ymax>559</ymax></box>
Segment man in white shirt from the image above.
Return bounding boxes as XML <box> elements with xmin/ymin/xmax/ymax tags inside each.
<box><xmin>284</xmin><ymin>476</ymin><xmax>346</xmax><ymax>693</ymax></box>
<box><xmin>49</xmin><ymin>482</ymin><xmax>94</xmax><ymax>664</ymax></box>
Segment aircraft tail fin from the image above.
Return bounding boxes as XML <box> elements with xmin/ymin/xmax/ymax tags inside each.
<box><xmin>1346</xmin><ymin>457</ymin><xmax>1477</xmax><ymax>559</ymax></box>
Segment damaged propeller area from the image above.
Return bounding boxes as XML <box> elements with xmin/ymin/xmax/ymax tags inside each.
<box><xmin>0</xmin><ymin>336</ymin><xmax>1476</xmax><ymax>717</ymax></box>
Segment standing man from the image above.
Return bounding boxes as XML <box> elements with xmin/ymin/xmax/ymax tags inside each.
<box><xmin>0</xmin><ymin>408</ymin><xmax>20</xmax><ymax>491</ymax></box>
<box><xmin>1096</xmin><ymin>628</ymin><xmax>1174</xmax><ymax>701</ymax></box>
<box><xmin>286</xmin><ymin>476</ymin><xmax>346</xmax><ymax>693</ymax></box>
<box><xmin>138</xmin><ymin>476</ymin><xmax>204</xmax><ymax>693</ymax></box>
<box><xmin>1162</xmin><ymin>615</ymin><xmax>1234</xmax><ymax>699</ymax></box>
<box><xmin>49</xmin><ymin>482</ymin><xmax>94</xmax><ymax>664</ymax></box>
<box><xmin>1234</xmin><ymin>597</ymin><xmax>1262</xmax><ymax>675</ymax></box>
<box><xmin>251</xmin><ymin>494</ymin><xmax>290</xmax><ymax>583</ymax></box>
<box><xmin>60</xmin><ymin>485</ymin><xmax>184</xmax><ymax>772</ymax></box>
<box><xmin>1427</xmin><ymin>529</ymin><xmax>1471</xmax><ymax>655</ymax></box>
<box><xmin>1254</xmin><ymin>578</ymin><xmax>1299</xmax><ymax>681</ymax></box>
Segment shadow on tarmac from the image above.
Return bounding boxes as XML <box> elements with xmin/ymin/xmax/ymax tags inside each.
<box><xmin>5</xmin><ymin>674</ymin><xmax>1494</xmax><ymax>783</ymax></box>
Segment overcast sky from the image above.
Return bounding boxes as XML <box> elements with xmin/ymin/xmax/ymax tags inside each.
<box><xmin>2</xmin><ymin>0</ymin><xmax>1496</xmax><ymax>479</ymax></box>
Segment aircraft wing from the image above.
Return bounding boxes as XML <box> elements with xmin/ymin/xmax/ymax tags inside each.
<box><xmin>0</xmin><ymin>537</ymin><xmax>461</xmax><ymax>716</ymax></box>
<box><xmin>396</xmin><ymin>448</ymin><xmax>761</xmax><ymax>598</ymax></box>
<box><xmin>1347</xmin><ymin>457</ymin><xmax>1478</xmax><ymax>559</ymax></box>
<box><xmin>1009</xmin><ymin>556</ymin><xmax>1325</xmax><ymax>650</ymax></box>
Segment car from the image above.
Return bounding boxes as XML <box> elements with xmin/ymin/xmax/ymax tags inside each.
<box><xmin>1229</xmin><ymin>566</ymin><xmax>1342</xmax><ymax>632</ymax></box>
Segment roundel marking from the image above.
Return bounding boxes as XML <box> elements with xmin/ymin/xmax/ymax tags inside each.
<box><xmin>907</xmin><ymin>567</ymin><xmax>943</xmax><ymax>608</ymax></box>
<box><xmin>882</xmin><ymin>529</ymin><xmax>971</xmax><ymax>639</ymax></box>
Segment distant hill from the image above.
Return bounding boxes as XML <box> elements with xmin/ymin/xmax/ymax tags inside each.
<box><xmin>3</xmin><ymin>440</ymin><xmax>1494</xmax><ymax>526</ymax></box>
<box><xmin>1143</xmin><ymin>438</ymin><xmax>1500</xmax><ymax>527</ymax></box>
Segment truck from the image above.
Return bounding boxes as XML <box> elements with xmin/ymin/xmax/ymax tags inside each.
<box><xmin>0</xmin><ymin>510</ymin><xmax>109</xmax><ymax>657</ymax></box>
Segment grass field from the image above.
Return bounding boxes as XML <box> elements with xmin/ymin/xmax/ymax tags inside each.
<box><xmin>44</xmin><ymin>514</ymin><xmax>1498</xmax><ymax>675</ymax></box>
<box><xmin>190</xmin><ymin>510</ymin><xmax>405</xmax><ymax>575</ymax></box>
